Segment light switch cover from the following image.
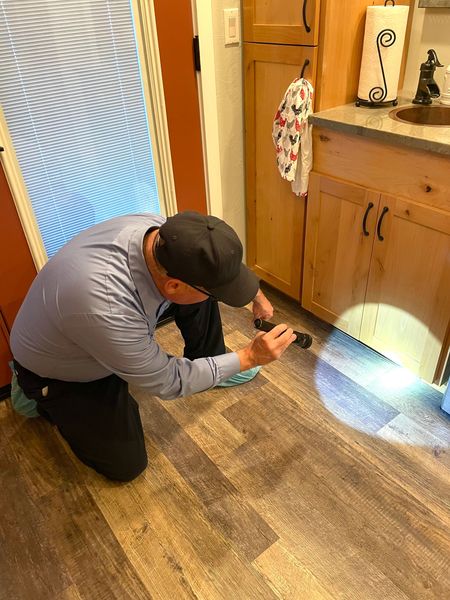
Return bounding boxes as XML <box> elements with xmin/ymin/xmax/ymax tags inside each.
<box><xmin>223</xmin><ymin>8</ymin><xmax>240</xmax><ymax>45</ymax></box>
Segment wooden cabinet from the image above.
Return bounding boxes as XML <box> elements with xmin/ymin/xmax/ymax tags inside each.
<box><xmin>243</xmin><ymin>0</ymin><xmax>320</xmax><ymax>46</ymax></box>
<box><xmin>244</xmin><ymin>1</ymin><xmax>412</xmax><ymax>301</ymax></box>
<box><xmin>244</xmin><ymin>43</ymin><xmax>318</xmax><ymax>299</ymax></box>
<box><xmin>304</xmin><ymin>171</ymin><xmax>450</xmax><ymax>383</ymax></box>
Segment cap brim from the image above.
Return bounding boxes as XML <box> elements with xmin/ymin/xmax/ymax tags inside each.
<box><xmin>208</xmin><ymin>263</ymin><xmax>259</xmax><ymax>307</ymax></box>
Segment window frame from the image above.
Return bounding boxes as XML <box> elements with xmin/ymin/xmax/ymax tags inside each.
<box><xmin>0</xmin><ymin>0</ymin><xmax>176</xmax><ymax>271</ymax></box>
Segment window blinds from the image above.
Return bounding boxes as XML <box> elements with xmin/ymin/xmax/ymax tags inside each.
<box><xmin>0</xmin><ymin>0</ymin><xmax>161</xmax><ymax>258</ymax></box>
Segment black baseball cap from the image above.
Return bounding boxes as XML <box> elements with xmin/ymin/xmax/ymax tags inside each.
<box><xmin>155</xmin><ymin>211</ymin><xmax>259</xmax><ymax>307</ymax></box>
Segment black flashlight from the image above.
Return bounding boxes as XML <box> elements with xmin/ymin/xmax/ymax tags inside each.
<box><xmin>254</xmin><ymin>318</ymin><xmax>312</xmax><ymax>349</ymax></box>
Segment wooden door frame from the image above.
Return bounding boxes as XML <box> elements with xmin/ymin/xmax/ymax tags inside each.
<box><xmin>0</xmin><ymin>108</ymin><xmax>46</xmax><ymax>270</ymax></box>
<box><xmin>132</xmin><ymin>0</ymin><xmax>178</xmax><ymax>216</ymax></box>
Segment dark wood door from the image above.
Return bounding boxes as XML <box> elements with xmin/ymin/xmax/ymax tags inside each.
<box><xmin>154</xmin><ymin>0</ymin><xmax>207</xmax><ymax>214</ymax></box>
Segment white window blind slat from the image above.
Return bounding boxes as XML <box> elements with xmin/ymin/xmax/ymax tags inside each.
<box><xmin>0</xmin><ymin>0</ymin><xmax>161</xmax><ymax>257</ymax></box>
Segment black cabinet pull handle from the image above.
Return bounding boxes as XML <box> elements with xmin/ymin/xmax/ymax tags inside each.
<box><xmin>300</xmin><ymin>58</ymin><xmax>310</xmax><ymax>79</ymax></box>
<box><xmin>362</xmin><ymin>202</ymin><xmax>374</xmax><ymax>236</ymax></box>
<box><xmin>302</xmin><ymin>0</ymin><xmax>311</xmax><ymax>33</ymax></box>
<box><xmin>377</xmin><ymin>206</ymin><xmax>389</xmax><ymax>241</ymax></box>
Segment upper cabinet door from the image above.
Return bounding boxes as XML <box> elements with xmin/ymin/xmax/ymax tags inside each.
<box><xmin>243</xmin><ymin>0</ymin><xmax>320</xmax><ymax>46</ymax></box>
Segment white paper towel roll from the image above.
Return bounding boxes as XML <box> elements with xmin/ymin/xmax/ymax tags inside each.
<box><xmin>357</xmin><ymin>5</ymin><xmax>409</xmax><ymax>103</ymax></box>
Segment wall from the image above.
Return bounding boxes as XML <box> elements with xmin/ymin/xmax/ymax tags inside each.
<box><xmin>0</xmin><ymin>164</ymin><xmax>36</xmax><ymax>386</ymax></box>
<box><xmin>403</xmin><ymin>1</ymin><xmax>450</xmax><ymax>94</ymax></box>
<box><xmin>195</xmin><ymin>1</ymin><xmax>246</xmax><ymax>248</ymax></box>
<box><xmin>210</xmin><ymin>1</ymin><xmax>246</xmax><ymax>245</ymax></box>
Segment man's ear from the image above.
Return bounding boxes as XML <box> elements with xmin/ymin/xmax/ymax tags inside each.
<box><xmin>163</xmin><ymin>278</ymin><xmax>185</xmax><ymax>297</ymax></box>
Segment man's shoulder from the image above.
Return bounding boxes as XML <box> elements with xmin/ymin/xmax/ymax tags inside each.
<box><xmin>81</xmin><ymin>213</ymin><xmax>166</xmax><ymax>238</ymax></box>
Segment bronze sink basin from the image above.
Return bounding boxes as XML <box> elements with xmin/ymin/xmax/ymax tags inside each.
<box><xmin>389</xmin><ymin>105</ymin><xmax>450</xmax><ymax>127</ymax></box>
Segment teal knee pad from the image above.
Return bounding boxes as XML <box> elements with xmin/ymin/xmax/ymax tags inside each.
<box><xmin>9</xmin><ymin>363</ymin><xmax>39</xmax><ymax>418</ymax></box>
<box><xmin>216</xmin><ymin>366</ymin><xmax>261</xmax><ymax>388</ymax></box>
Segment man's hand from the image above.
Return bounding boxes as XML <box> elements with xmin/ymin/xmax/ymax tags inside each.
<box><xmin>237</xmin><ymin>324</ymin><xmax>296</xmax><ymax>371</ymax></box>
<box><xmin>252</xmin><ymin>289</ymin><xmax>273</xmax><ymax>320</ymax></box>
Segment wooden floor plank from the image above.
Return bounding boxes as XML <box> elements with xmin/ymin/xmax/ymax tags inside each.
<box><xmin>1</xmin><ymin>412</ymin><xmax>83</xmax><ymax>499</ymax></box>
<box><xmin>218</xmin><ymin>389</ymin><xmax>408</xmax><ymax>599</ymax></box>
<box><xmin>0</xmin><ymin>406</ymin><xmax>149</xmax><ymax>600</ymax></box>
<box><xmin>253</xmin><ymin>540</ymin><xmax>336</xmax><ymax>600</ymax></box>
<box><xmin>377</xmin><ymin>413</ymin><xmax>450</xmax><ymax>473</ymax></box>
<box><xmin>134</xmin><ymin>390</ymin><xmax>279</xmax><ymax>563</ymax></box>
<box><xmin>0</xmin><ymin>453</ymin><xmax>73</xmax><ymax>600</ymax></box>
<box><xmin>239</xmin><ymin>290</ymin><xmax>449</xmax><ymax>442</ymax></box>
<box><xmin>86</xmin><ymin>441</ymin><xmax>278</xmax><ymax>600</ymax></box>
<box><xmin>37</xmin><ymin>484</ymin><xmax>150</xmax><ymax>600</ymax></box>
<box><xmin>225</xmin><ymin>328</ymin><xmax>400</xmax><ymax>435</ymax></box>
<box><xmin>1</xmin><ymin>284</ymin><xmax>449</xmax><ymax>599</ymax></box>
<box><xmin>220</xmin><ymin>379</ymin><xmax>450</xmax><ymax>599</ymax></box>
<box><xmin>223</xmin><ymin>330</ymin><xmax>450</xmax><ymax>526</ymax></box>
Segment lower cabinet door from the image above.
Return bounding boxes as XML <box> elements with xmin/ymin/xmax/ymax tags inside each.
<box><xmin>361</xmin><ymin>194</ymin><xmax>450</xmax><ymax>383</ymax></box>
<box><xmin>302</xmin><ymin>173</ymin><xmax>379</xmax><ymax>338</ymax></box>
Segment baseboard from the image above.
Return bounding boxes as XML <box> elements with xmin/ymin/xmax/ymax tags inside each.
<box><xmin>155</xmin><ymin>315</ymin><xmax>175</xmax><ymax>329</ymax></box>
<box><xmin>0</xmin><ymin>384</ymin><xmax>11</xmax><ymax>401</ymax></box>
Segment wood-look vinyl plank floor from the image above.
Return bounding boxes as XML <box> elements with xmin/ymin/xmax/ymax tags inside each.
<box><xmin>1</xmin><ymin>285</ymin><xmax>449</xmax><ymax>600</ymax></box>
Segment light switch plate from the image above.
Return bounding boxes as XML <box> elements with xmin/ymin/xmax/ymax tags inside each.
<box><xmin>223</xmin><ymin>8</ymin><xmax>240</xmax><ymax>45</ymax></box>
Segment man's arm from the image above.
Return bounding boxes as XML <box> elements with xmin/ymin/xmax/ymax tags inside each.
<box><xmin>251</xmin><ymin>288</ymin><xmax>274</xmax><ymax>320</ymax></box>
<box><xmin>62</xmin><ymin>312</ymin><xmax>238</xmax><ymax>399</ymax></box>
<box><xmin>62</xmin><ymin>309</ymin><xmax>295</xmax><ymax>400</ymax></box>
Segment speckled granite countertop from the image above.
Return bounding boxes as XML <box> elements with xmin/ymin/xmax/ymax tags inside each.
<box><xmin>309</xmin><ymin>97</ymin><xmax>450</xmax><ymax>156</ymax></box>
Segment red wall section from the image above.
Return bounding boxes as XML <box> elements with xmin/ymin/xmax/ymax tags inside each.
<box><xmin>0</xmin><ymin>164</ymin><xmax>37</xmax><ymax>386</ymax></box>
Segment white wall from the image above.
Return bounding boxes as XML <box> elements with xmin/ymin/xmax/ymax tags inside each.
<box><xmin>210</xmin><ymin>1</ymin><xmax>246</xmax><ymax>245</ymax></box>
<box><xmin>195</xmin><ymin>1</ymin><xmax>246</xmax><ymax>250</ymax></box>
<box><xmin>403</xmin><ymin>1</ymin><xmax>450</xmax><ymax>94</ymax></box>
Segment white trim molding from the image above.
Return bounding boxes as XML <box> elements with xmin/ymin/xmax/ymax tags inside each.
<box><xmin>0</xmin><ymin>107</ymin><xmax>47</xmax><ymax>271</ymax></box>
<box><xmin>193</xmin><ymin>1</ymin><xmax>224</xmax><ymax>218</ymax></box>
<box><xmin>131</xmin><ymin>0</ymin><xmax>177</xmax><ymax>217</ymax></box>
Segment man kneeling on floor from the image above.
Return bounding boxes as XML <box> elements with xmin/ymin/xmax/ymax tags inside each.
<box><xmin>10</xmin><ymin>211</ymin><xmax>296</xmax><ymax>481</ymax></box>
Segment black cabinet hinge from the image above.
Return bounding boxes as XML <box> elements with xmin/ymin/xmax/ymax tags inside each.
<box><xmin>193</xmin><ymin>36</ymin><xmax>201</xmax><ymax>72</ymax></box>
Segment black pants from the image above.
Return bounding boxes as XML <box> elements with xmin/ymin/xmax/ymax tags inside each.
<box><xmin>14</xmin><ymin>299</ymin><xmax>225</xmax><ymax>481</ymax></box>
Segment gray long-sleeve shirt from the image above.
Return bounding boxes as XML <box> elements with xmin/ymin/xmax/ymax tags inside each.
<box><xmin>10</xmin><ymin>214</ymin><xmax>240</xmax><ymax>399</ymax></box>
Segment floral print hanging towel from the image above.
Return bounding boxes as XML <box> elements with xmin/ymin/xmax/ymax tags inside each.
<box><xmin>272</xmin><ymin>78</ymin><xmax>314</xmax><ymax>196</ymax></box>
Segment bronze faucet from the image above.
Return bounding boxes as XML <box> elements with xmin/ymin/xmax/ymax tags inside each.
<box><xmin>412</xmin><ymin>49</ymin><xmax>443</xmax><ymax>105</ymax></box>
